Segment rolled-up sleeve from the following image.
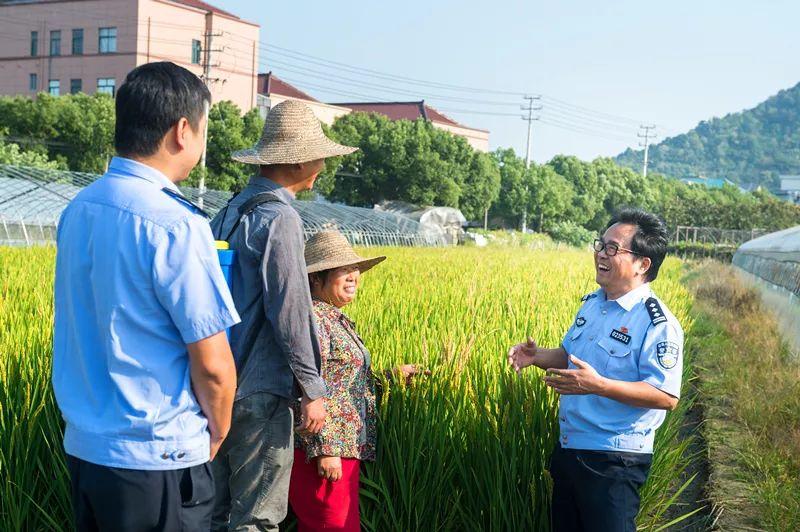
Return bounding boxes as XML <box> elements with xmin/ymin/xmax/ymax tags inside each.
<box><xmin>261</xmin><ymin>210</ymin><xmax>326</xmax><ymax>400</ymax></box>
<box><xmin>152</xmin><ymin>217</ymin><xmax>241</xmax><ymax>344</ymax></box>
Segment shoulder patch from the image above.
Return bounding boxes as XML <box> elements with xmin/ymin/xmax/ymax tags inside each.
<box><xmin>581</xmin><ymin>293</ymin><xmax>598</xmax><ymax>302</ymax></box>
<box><xmin>645</xmin><ymin>297</ymin><xmax>668</xmax><ymax>326</ymax></box>
<box><xmin>656</xmin><ymin>341</ymin><xmax>680</xmax><ymax>369</ymax></box>
<box><xmin>162</xmin><ymin>188</ymin><xmax>209</xmax><ymax>218</ymax></box>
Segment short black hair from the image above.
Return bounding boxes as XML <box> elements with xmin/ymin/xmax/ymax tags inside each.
<box><xmin>606</xmin><ymin>208</ymin><xmax>669</xmax><ymax>282</ymax></box>
<box><xmin>114</xmin><ymin>62</ymin><xmax>210</xmax><ymax>158</ymax></box>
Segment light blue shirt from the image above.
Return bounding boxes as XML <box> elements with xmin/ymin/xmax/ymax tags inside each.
<box><xmin>559</xmin><ymin>283</ymin><xmax>683</xmax><ymax>454</ymax></box>
<box><xmin>53</xmin><ymin>157</ymin><xmax>240</xmax><ymax>470</ymax></box>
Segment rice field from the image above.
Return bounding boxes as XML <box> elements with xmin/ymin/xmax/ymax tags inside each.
<box><xmin>0</xmin><ymin>245</ymin><xmax>695</xmax><ymax>531</ymax></box>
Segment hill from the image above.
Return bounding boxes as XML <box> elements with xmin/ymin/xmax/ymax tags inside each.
<box><xmin>616</xmin><ymin>82</ymin><xmax>800</xmax><ymax>189</ymax></box>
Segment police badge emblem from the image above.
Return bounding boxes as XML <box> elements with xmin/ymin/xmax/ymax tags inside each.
<box><xmin>656</xmin><ymin>341</ymin><xmax>680</xmax><ymax>369</ymax></box>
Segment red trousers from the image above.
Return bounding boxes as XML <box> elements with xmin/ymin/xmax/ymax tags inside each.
<box><xmin>289</xmin><ymin>449</ymin><xmax>361</xmax><ymax>531</ymax></box>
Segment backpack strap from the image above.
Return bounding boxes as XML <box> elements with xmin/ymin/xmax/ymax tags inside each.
<box><xmin>222</xmin><ymin>192</ymin><xmax>282</xmax><ymax>242</ymax></box>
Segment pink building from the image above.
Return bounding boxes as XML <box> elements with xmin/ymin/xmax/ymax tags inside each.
<box><xmin>0</xmin><ymin>0</ymin><xmax>260</xmax><ymax>112</ymax></box>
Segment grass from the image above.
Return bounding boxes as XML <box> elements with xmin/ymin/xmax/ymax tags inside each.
<box><xmin>1</xmin><ymin>245</ymin><xmax>697</xmax><ymax>531</ymax></box>
<box><xmin>687</xmin><ymin>262</ymin><xmax>800</xmax><ymax>530</ymax></box>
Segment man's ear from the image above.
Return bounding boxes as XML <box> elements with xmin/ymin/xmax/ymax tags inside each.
<box><xmin>174</xmin><ymin>117</ymin><xmax>191</xmax><ymax>151</ymax></box>
<box><xmin>638</xmin><ymin>256</ymin><xmax>652</xmax><ymax>278</ymax></box>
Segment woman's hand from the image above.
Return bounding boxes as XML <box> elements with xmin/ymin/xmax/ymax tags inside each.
<box><xmin>317</xmin><ymin>455</ymin><xmax>342</xmax><ymax>482</ymax></box>
<box><xmin>396</xmin><ymin>364</ymin><xmax>431</xmax><ymax>384</ymax></box>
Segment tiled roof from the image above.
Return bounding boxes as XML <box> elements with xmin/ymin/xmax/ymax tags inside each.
<box><xmin>333</xmin><ymin>101</ymin><xmax>485</xmax><ymax>132</ymax></box>
<box><xmin>258</xmin><ymin>73</ymin><xmax>320</xmax><ymax>102</ymax></box>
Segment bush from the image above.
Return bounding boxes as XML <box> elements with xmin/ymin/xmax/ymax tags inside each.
<box><xmin>546</xmin><ymin>221</ymin><xmax>595</xmax><ymax>248</ymax></box>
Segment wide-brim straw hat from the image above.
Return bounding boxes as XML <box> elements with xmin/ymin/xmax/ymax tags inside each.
<box><xmin>305</xmin><ymin>230</ymin><xmax>386</xmax><ymax>274</ymax></box>
<box><xmin>231</xmin><ymin>100</ymin><xmax>358</xmax><ymax>165</ymax></box>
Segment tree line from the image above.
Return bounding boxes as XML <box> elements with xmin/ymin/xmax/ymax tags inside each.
<box><xmin>1</xmin><ymin>93</ymin><xmax>799</xmax><ymax>240</ymax></box>
<box><xmin>616</xmin><ymin>82</ymin><xmax>800</xmax><ymax>189</ymax></box>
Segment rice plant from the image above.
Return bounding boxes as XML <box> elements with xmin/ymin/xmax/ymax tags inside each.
<box><xmin>0</xmin><ymin>246</ymin><xmax>695</xmax><ymax>531</ymax></box>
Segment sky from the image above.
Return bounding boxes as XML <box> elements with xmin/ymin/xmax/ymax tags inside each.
<box><xmin>220</xmin><ymin>0</ymin><xmax>800</xmax><ymax>164</ymax></box>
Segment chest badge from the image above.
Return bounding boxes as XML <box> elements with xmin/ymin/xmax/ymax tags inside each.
<box><xmin>610</xmin><ymin>328</ymin><xmax>631</xmax><ymax>345</ymax></box>
<box><xmin>576</xmin><ymin>317</ymin><xmax>586</xmax><ymax>327</ymax></box>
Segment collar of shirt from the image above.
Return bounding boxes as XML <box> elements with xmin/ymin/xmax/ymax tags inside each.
<box><xmin>107</xmin><ymin>156</ymin><xmax>179</xmax><ymax>192</ymax></box>
<box><xmin>246</xmin><ymin>175</ymin><xmax>296</xmax><ymax>204</ymax></box>
<box><xmin>603</xmin><ymin>282</ymin><xmax>651</xmax><ymax>311</ymax></box>
<box><xmin>313</xmin><ymin>298</ymin><xmax>356</xmax><ymax>327</ymax></box>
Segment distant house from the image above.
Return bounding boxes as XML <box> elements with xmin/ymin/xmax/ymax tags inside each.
<box><xmin>0</xmin><ymin>0</ymin><xmax>260</xmax><ymax>112</ymax></box>
<box><xmin>680</xmin><ymin>176</ymin><xmax>741</xmax><ymax>190</ymax></box>
<box><xmin>257</xmin><ymin>72</ymin><xmax>349</xmax><ymax>125</ymax></box>
<box><xmin>779</xmin><ymin>175</ymin><xmax>800</xmax><ymax>204</ymax></box>
<box><xmin>332</xmin><ymin>101</ymin><xmax>490</xmax><ymax>152</ymax></box>
<box><xmin>256</xmin><ymin>75</ymin><xmax>491</xmax><ymax>152</ymax></box>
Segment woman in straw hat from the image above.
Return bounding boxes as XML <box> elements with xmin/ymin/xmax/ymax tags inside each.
<box><xmin>288</xmin><ymin>230</ymin><xmax>421</xmax><ymax>532</ymax></box>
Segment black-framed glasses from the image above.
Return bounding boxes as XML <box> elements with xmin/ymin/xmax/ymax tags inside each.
<box><xmin>593</xmin><ymin>238</ymin><xmax>641</xmax><ymax>257</ymax></box>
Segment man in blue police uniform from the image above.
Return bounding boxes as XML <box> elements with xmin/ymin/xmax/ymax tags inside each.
<box><xmin>508</xmin><ymin>208</ymin><xmax>683</xmax><ymax>532</ymax></box>
<box><xmin>53</xmin><ymin>62</ymin><xmax>240</xmax><ymax>531</ymax></box>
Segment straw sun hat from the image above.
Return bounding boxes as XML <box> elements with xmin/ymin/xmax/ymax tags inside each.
<box><xmin>305</xmin><ymin>231</ymin><xmax>386</xmax><ymax>275</ymax></box>
<box><xmin>231</xmin><ymin>100</ymin><xmax>358</xmax><ymax>165</ymax></box>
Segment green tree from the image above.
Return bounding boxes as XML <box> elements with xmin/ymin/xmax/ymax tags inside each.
<box><xmin>0</xmin><ymin>93</ymin><xmax>115</xmax><ymax>172</ymax></box>
<box><xmin>327</xmin><ymin>112</ymin><xmax>472</xmax><ymax>208</ymax></box>
<box><xmin>0</xmin><ymin>136</ymin><xmax>63</xmax><ymax>169</ymax></box>
<box><xmin>490</xmin><ymin>148</ymin><xmax>529</xmax><ymax>229</ymax></box>
<box><xmin>187</xmin><ymin>101</ymin><xmax>264</xmax><ymax>192</ymax></box>
<box><xmin>460</xmin><ymin>151</ymin><xmax>501</xmax><ymax>224</ymax></box>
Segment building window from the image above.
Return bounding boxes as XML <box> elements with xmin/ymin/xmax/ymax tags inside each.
<box><xmin>30</xmin><ymin>31</ymin><xmax>38</xmax><ymax>56</ymax></box>
<box><xmin>29</xmin><ymin>73</ymin><xmax>38</xmax><ymax>91</ymax></box>
<box><xmin>98</xmin><ymin>27</ymin><xmax>117</xmax><ymax>54</ymax></box>
<box><xmin>191</xmin><ymin>39</ymin><xmax>202</xmax><ymax>64</ymax></box>
<box><xmin>48</xmin><ymin>79</ymin><xmax>60</xmax><ymax>96</ymax></box>
<box><xmin>72</xmin><ymin>29</ymin><xmax>83</xmax><ymax>55</ymax></box>
<box><xmin>97</xmin><ymin>78</ymin><xmax>115</xmax><ymax>96</ymax></box>
<box><xmin>70</xmin><ymin>78</ymin><xmax>82</xmax><ymax>94</ymax></box>
<box><xmin>50</xmin><ymin>30</ymin><xmax>61</xmax><ymax>56</ymax></box>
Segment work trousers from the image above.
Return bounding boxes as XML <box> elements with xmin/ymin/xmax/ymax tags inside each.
<box><xmin>211</xmin><ymin>392</ymin><xmax>294</xmax><ymax>532</ymax></box>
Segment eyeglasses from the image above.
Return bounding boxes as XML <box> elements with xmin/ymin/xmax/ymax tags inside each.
<box><xmin>593</xmin><ymin>238</ymin><xmax>641</xmax><ymax>257</ymax></box>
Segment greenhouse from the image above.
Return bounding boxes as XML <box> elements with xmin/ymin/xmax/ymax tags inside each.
<box><xmin>733</xmin><ymin>225</ymin><xmax>800</xmax><ymax>353</ymax></box>
<box><xmin>0</xmin><ymin>164</ymin><xmax>444</xmax><ymax>247</ymax></box>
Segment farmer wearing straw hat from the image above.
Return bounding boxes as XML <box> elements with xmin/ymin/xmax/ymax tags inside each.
<box><xmin>289</xmin><ymin>230</ymin><xmax>421</xmax><ymax>532</ymax></box>
<box><xmin>209</xmin><ymin>100</ymin><xmax>357</xmax><ymax>532</ymax></box>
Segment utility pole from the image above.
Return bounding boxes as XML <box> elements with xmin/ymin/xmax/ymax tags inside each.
<box><xmin>520</xmin><ymin>95</ymin><xmax>542</xmax><ymax>232</ymax></box>
<box><xmin>199</xmin><ymin>28</ymin><xmax>223</xmax><ymax>208</ymax></box>
<box><xmin>637</xmin><ymin>125</ymin><xmax>657</xmax><ymax>178</ymax></box>
<box><xmin>522</xmin><ymin>95</ymin><xmax>542</xmax><ymax>168</ymax></box>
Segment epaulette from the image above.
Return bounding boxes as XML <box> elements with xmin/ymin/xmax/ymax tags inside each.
<box><xmin>162</xmin><ymin>188</ymin><xmax>209</xmax><ymax>218</ymax></box>
<box><xmin>645</xmin><ymin>297</ymin><xmax>668</xmax><ymax>325</ymax></box>
<box><xmin>581</xmin><ymin>292</ymin><xmax>598</xmax><ymax>302</ymax></box>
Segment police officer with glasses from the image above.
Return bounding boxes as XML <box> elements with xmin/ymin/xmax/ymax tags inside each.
<box><xmin>508</xmin><ymin>208</ymin><xmax>683</xmax><ymax>532</ymax></box>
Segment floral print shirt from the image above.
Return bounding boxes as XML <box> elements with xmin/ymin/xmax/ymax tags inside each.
<box><xmin>293</xmin><ymin>299</ymin><xmax>377</xmax><ymax>462</ymax></box>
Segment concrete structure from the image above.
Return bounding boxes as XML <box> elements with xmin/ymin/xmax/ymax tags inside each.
<box><xmin>0</xmin><ymin>0</ymin><xmax>259</xmax><ymax>111</ymax></box>
<box><xmin>333</xmin><ymin>101</ymin><xmax>490</xmax><ymax>152</ymax></box>
<box><xmin>257</xmin><ymin>72</ymin><xmax>349</xmax><ymax>124</ymax></box>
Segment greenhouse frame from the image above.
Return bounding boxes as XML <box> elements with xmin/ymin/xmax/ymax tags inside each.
<box><xmin>0</xmin><ymin>164</ymin><xmax>445</xmax><ymax>247</ymax></box>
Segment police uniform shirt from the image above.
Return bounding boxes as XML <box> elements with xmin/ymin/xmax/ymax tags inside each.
<box><xmin>53</xmin><ymin>157</ymin><xmax>241</xmax><ymax>470</ymax></box>
<box><xmin>559</xmin><ymin>282</ymin><xmax>683</xmax><ymax>454</ymax></box>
